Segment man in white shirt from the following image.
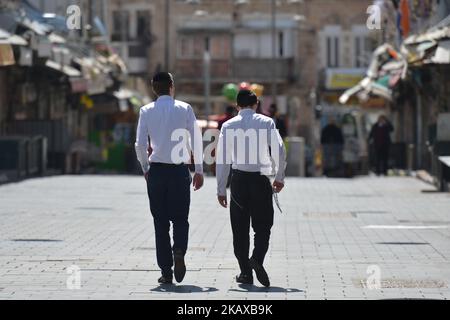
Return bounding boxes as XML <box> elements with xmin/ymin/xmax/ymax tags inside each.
<box><xmin>216</xmin><ymin>90</ymin><xmax>287</xmax><ymax>287</ymax></box>
<box><xmin>135</xmin><ymin>72</ymin><xmax>204</xmax><ymax>285</ymax></box>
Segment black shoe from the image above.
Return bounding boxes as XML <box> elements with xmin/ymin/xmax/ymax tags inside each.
<box><xmin>173</xmin><ymin>249</ymin><xmax>186</xmax><ymax>283</ymax></box>
<box><xmin>236</xmin><ymin>273</ymin><xmax>254</xmax><ymax>285</ymax></box>
<box><xmin>249</xmin><ymin>258</ymin><xmax>270</xmax><ymax>287</ymax></box>
<box><xmin>158</xmin><ymin>275</ymin><xmax>173</xmax><ymax>284</ymax></box>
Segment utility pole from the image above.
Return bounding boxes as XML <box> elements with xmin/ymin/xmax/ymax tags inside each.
<box><xmin>271</xmin><ymin>0</ymin><xmax>277</xmax><ymax>104</ymax></box>
<box><xmin>82</xmin><ymin>0</ymin><xmax>89</xmax><ymax>45</ymax></box>
<box><xmin>416</xmin><ymin>92</ymin><xmax>423</xmax><ymax>170</ymax></box>
<box><xmin>164</xmin><ymin>0</ymin><xmax>171</xmax><ymax>71</ymax></box>
<box><xmin>88</xmin><ymin>0</ymin><xmax>94</xmax><ymax>29</ymax></box>
<box><xmin>231</xmin><ymin>7</ymin><xmax>237</xmax><ymax>79</ymax></box>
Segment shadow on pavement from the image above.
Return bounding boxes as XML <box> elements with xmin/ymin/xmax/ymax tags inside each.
<box><xmin>229</xmin><ymin>284</ymin><xmax>304</xmax><ymax>293</ymax></box>
<box><xmin>151</xmin><ymin>284</ymin><xmax>219</xmax><ymax>293</ymax></box>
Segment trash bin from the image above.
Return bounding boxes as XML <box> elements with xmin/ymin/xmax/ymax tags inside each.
<box><xmin>286</xmin><ymin>137</ymin><xmax>305</xmax><ymax>177</ymax></box>
<box><xmin>27</xmin><ymin>135</ymin><xmax>48</xmax><ymax>176</ymax></box>
<box><xmin>27</xmin><ymin>136</ymin><xmax>39</xmax><ymax>176</ymax></box>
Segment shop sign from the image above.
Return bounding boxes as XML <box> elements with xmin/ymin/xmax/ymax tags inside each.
<box><xmin>325</xmin><ymin>68</ymin><xmax>366</xmax><ymax>90</ymax></box>
<box><xmin>0</xmin><ymin>44</ymin><xmax>14</xmax><ymax>66</ymax></box>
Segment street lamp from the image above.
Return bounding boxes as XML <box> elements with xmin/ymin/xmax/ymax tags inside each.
<box><xmin>270</xmin><ymin>0</ymin><xmax>305</xmax><ymax>104</ymax></box>
<box><xmin>185</xmin><ymin>0</ymin><xmax>212</xmax><ymax>121</ymax></box>
<box><xmin>165</xmin><ymin>0</ymin><xmax>170</xmax><ymax>71</ymax></box>
<box><xmin>271</xmin><ymin>0</ymin><xmax>277</xmax><ymax>103</ymax></box>
<box><xmin>204</xmin><ymin>37</ymin><xmax>211</xmax><ymax>125</ymax></box>
<box><xmin>231</xmin><ymin>0</ymin><xmax>249</xmax><ymax>78</ymax></box>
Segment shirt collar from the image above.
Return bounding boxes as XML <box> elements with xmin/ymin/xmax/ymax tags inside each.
<box><xmin>239</xmin><ymin>108</ymin><xmax>256</xmax><ymax>116</ymax></box>
<box><xmin>156</xmin><ymin>95</ymin><xmax>174</xmax><ymax>102</ymax></box>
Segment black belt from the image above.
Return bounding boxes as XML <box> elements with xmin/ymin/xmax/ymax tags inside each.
<box><xmin>232</xmin><ymin>169</ymin><xmax>261</xmax><ymax>176</ymax></box>
<box><xmin>151</xmin><ymin>162</ymin><xmax>186</xmax><ymax>168</ymax></box>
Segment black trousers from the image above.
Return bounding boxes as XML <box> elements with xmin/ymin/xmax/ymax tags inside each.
<box><xmin>230</xmin><ymin>170</ymin><xmax>274</xmax><ymax>275</ymax></box>
<box><xmin>375</xmin><ymin>146</ymin><xmax>390</xmax><ymax>176</ymax></box>
<box><xmin>146</xmin><ymin>163</ymin><xmax>191</xmax><ymax>277</ymax></box>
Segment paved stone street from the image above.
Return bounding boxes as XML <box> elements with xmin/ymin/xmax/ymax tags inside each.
<box><xmin>0</xmin><ymin>175</ymin><xmax>449</xmax><ymax>300</ymax></box>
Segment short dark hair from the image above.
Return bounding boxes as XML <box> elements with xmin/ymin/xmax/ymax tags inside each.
<box><xmin>225</xmin><ymin>105</ymin><xmax>235</xmax><ymax>115</ymax></box>
<box><xmin>151</xmin><ymin>72</ymin><xmax>174</xmax><ymax>96</ymax></box>
<box><xmin>236</xmin><ymin>89</ymin><xmax>257</xmax><ymax>108</ymax></box>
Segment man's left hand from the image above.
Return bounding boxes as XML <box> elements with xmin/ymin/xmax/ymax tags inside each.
<box><xmin>273</xmin><ymin>180</ymin><xmax>284</xmax><ymax>193</ymax></box>
<box><xmin>217</xmin><ymin>195</ymin><xmax>228</xmax><ymax>208</ymax></box>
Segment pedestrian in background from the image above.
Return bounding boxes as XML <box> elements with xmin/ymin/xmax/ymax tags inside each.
<box><xmin>135</xmin><ymin>72</ymin><xmax>204</xmax><ymax>285</ymax></box>
<box><xmin>268</xmin><ymin>104</ymin><xmax>288</xmax><ymax>140</ymax></box>
<box><xmin>320</xmin><ymin>117</ymin><xmax>344</xmax><ymax>177</ymax></box>
<box><xmin>218</xmin><ymin>105</ymin><xmax>236</xmax><ymax>131</ymax></box>
<box><xmin>212</xmin><ymin>105</ymin><xmax>236</xmax><ymax>177</ymax></box>
<box><xmin>369</xmin><ymin>115</ymin><xmax>394</xmax><ymax>176</ymax></box>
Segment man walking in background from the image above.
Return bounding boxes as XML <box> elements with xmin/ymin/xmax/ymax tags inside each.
<box><xmin>135</xmin><ymin>72</ymin><xmax>204</xmax><ymax>284</ymax></box>
<box><xmin>321</xmin><ymin>117</ymin><xmax>344</xmax><ymax>177</ymax></box>
<box><xmin>369</xmin><ymin>115</ymin><xmax>394</xmax><ymax>176</ymax></box>
<box><xmin>268</xmin><ymin>103</ymin><xmax>288</xmax><ymax>140</ymax></box>
<box><xmin>216</xmin><ymin>90</ymin><xmax>287</xmax><ymax>287</ymax></box>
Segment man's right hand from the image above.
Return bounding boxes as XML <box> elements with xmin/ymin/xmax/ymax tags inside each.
<box><xmin>217</xmin><ymin>195</ymin><xmax>228</xmax><ymax>208</ymax></box>
<box><xmin>144</xmin><ymin>171</ymin><xmax>149</xmax><ymax>181</ymax></box>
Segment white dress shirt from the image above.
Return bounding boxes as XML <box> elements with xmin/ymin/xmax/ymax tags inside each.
<box><xmin>216</xmin><ymin>108</ymin><xmax>287</xmax><ymax>196</ymax></box>
<box><xmin>135</xmin><ymin>95</ymin><xmax>203</xmax><ymax>174</ymax></box>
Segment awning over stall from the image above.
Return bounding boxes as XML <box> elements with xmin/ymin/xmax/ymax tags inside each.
<box><xmin>45</xmin><ymin>59</ymin><xmax>82</xmax><ymax>77</ymax></box>
<box><xmin>0</xmin><ymin>28</ymin><xmax>28</xmax><ymax>46</ymax></box>
<box><xmin>339</xmin><ymin>44</ymin><xmax>407</xmax><ymax>104</ymax></box>
<box><xmin>401</xmin><ymin>17</ymin><xmax>450</xmax><ymax>66</ymax></box>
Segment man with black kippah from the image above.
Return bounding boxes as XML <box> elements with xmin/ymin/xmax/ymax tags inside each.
<box><xmin>216</xmin><ymin>89</ymin><xmax>287</xmax><ymax>287</ymax></box>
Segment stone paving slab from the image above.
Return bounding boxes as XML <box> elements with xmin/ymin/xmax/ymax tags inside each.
<box><xmin>0</xmin><ymin>175</ymin><xmax>449</xmax><ymax>300</ymax></box>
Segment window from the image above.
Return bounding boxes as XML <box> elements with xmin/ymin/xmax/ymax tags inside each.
<box><xmin>177</xmin><ymin>37</ymin><xmax>193</xmax><ymax>58</ymax></box>
<box><xmin>279</xmin><ymin>31</ymin><xmax>284</xmax><ymax>57</ymax></box>
<box><xmin>351</xmin><ymin>25</ymin><xmax>375</xmax><ymax>68</ymax></box>
<box><xmin>192</xmin><ymin>36</ymin><xmax>205</xmax><ymax>57</ymax></box>
<box><xmin>355</xmin><ymin>37</ymin><xmax>361</xmax><ymax>67</ymax></box>
<box><xmin>177</xmin><ymin>35</ymin><xmax>204</xmax><ymax>58</ymax></box>
<box><xmin>129</xmin><ymin>45</ymin><xmax>147</xmax><ymax>58</ymax></box>
<box><xmin>210</xmin><ymin>35</ymin><xmax>230</xmax><ymax>59</ymax></box>
<box><xmin>136</xmin><ymin>10</ymin><xmax>151</xmax><ymax>42</ymax></box>
<box><xmin>354</xmin><ymin>35</ymin><xmax>374</xmax><ymax>67</ymax></box>
<box><xmin>112</xmin><ymin>11</ymin><xmax>130</xmax><ymax>41</ymax></box>
<box><xmin>321</xmin><ymin>25</ymin><xmax>342</xmax><ymax>68</ymax></box>
<box><xmin>234</xmin><ymin>31</ymin><xmax>292</xmax><ymax>59</ymax></box>
<box><xmin>177</xmin><ymin>34</ymin><xmax>230</xmax><ymax>59</ymax></box>
<box><xmin>326</xmin><ymin>36</ymin><xmax>340</xmax><ymax>68</ymax></box>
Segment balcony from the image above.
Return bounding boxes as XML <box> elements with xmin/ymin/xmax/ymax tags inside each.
<box><xmin>176</xmin><ymin>59</ymin><xmax>230</xmax><ymax>79</ymax></box>
<box><xmin>234</xmin><ymin>58</ymin><xmax>295</xmax><ymax>82</ymax></box>
<box><xmin>176</xmin><ymin>58</ymin><xmax>295</xmax><ymax>83</ymax></box>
